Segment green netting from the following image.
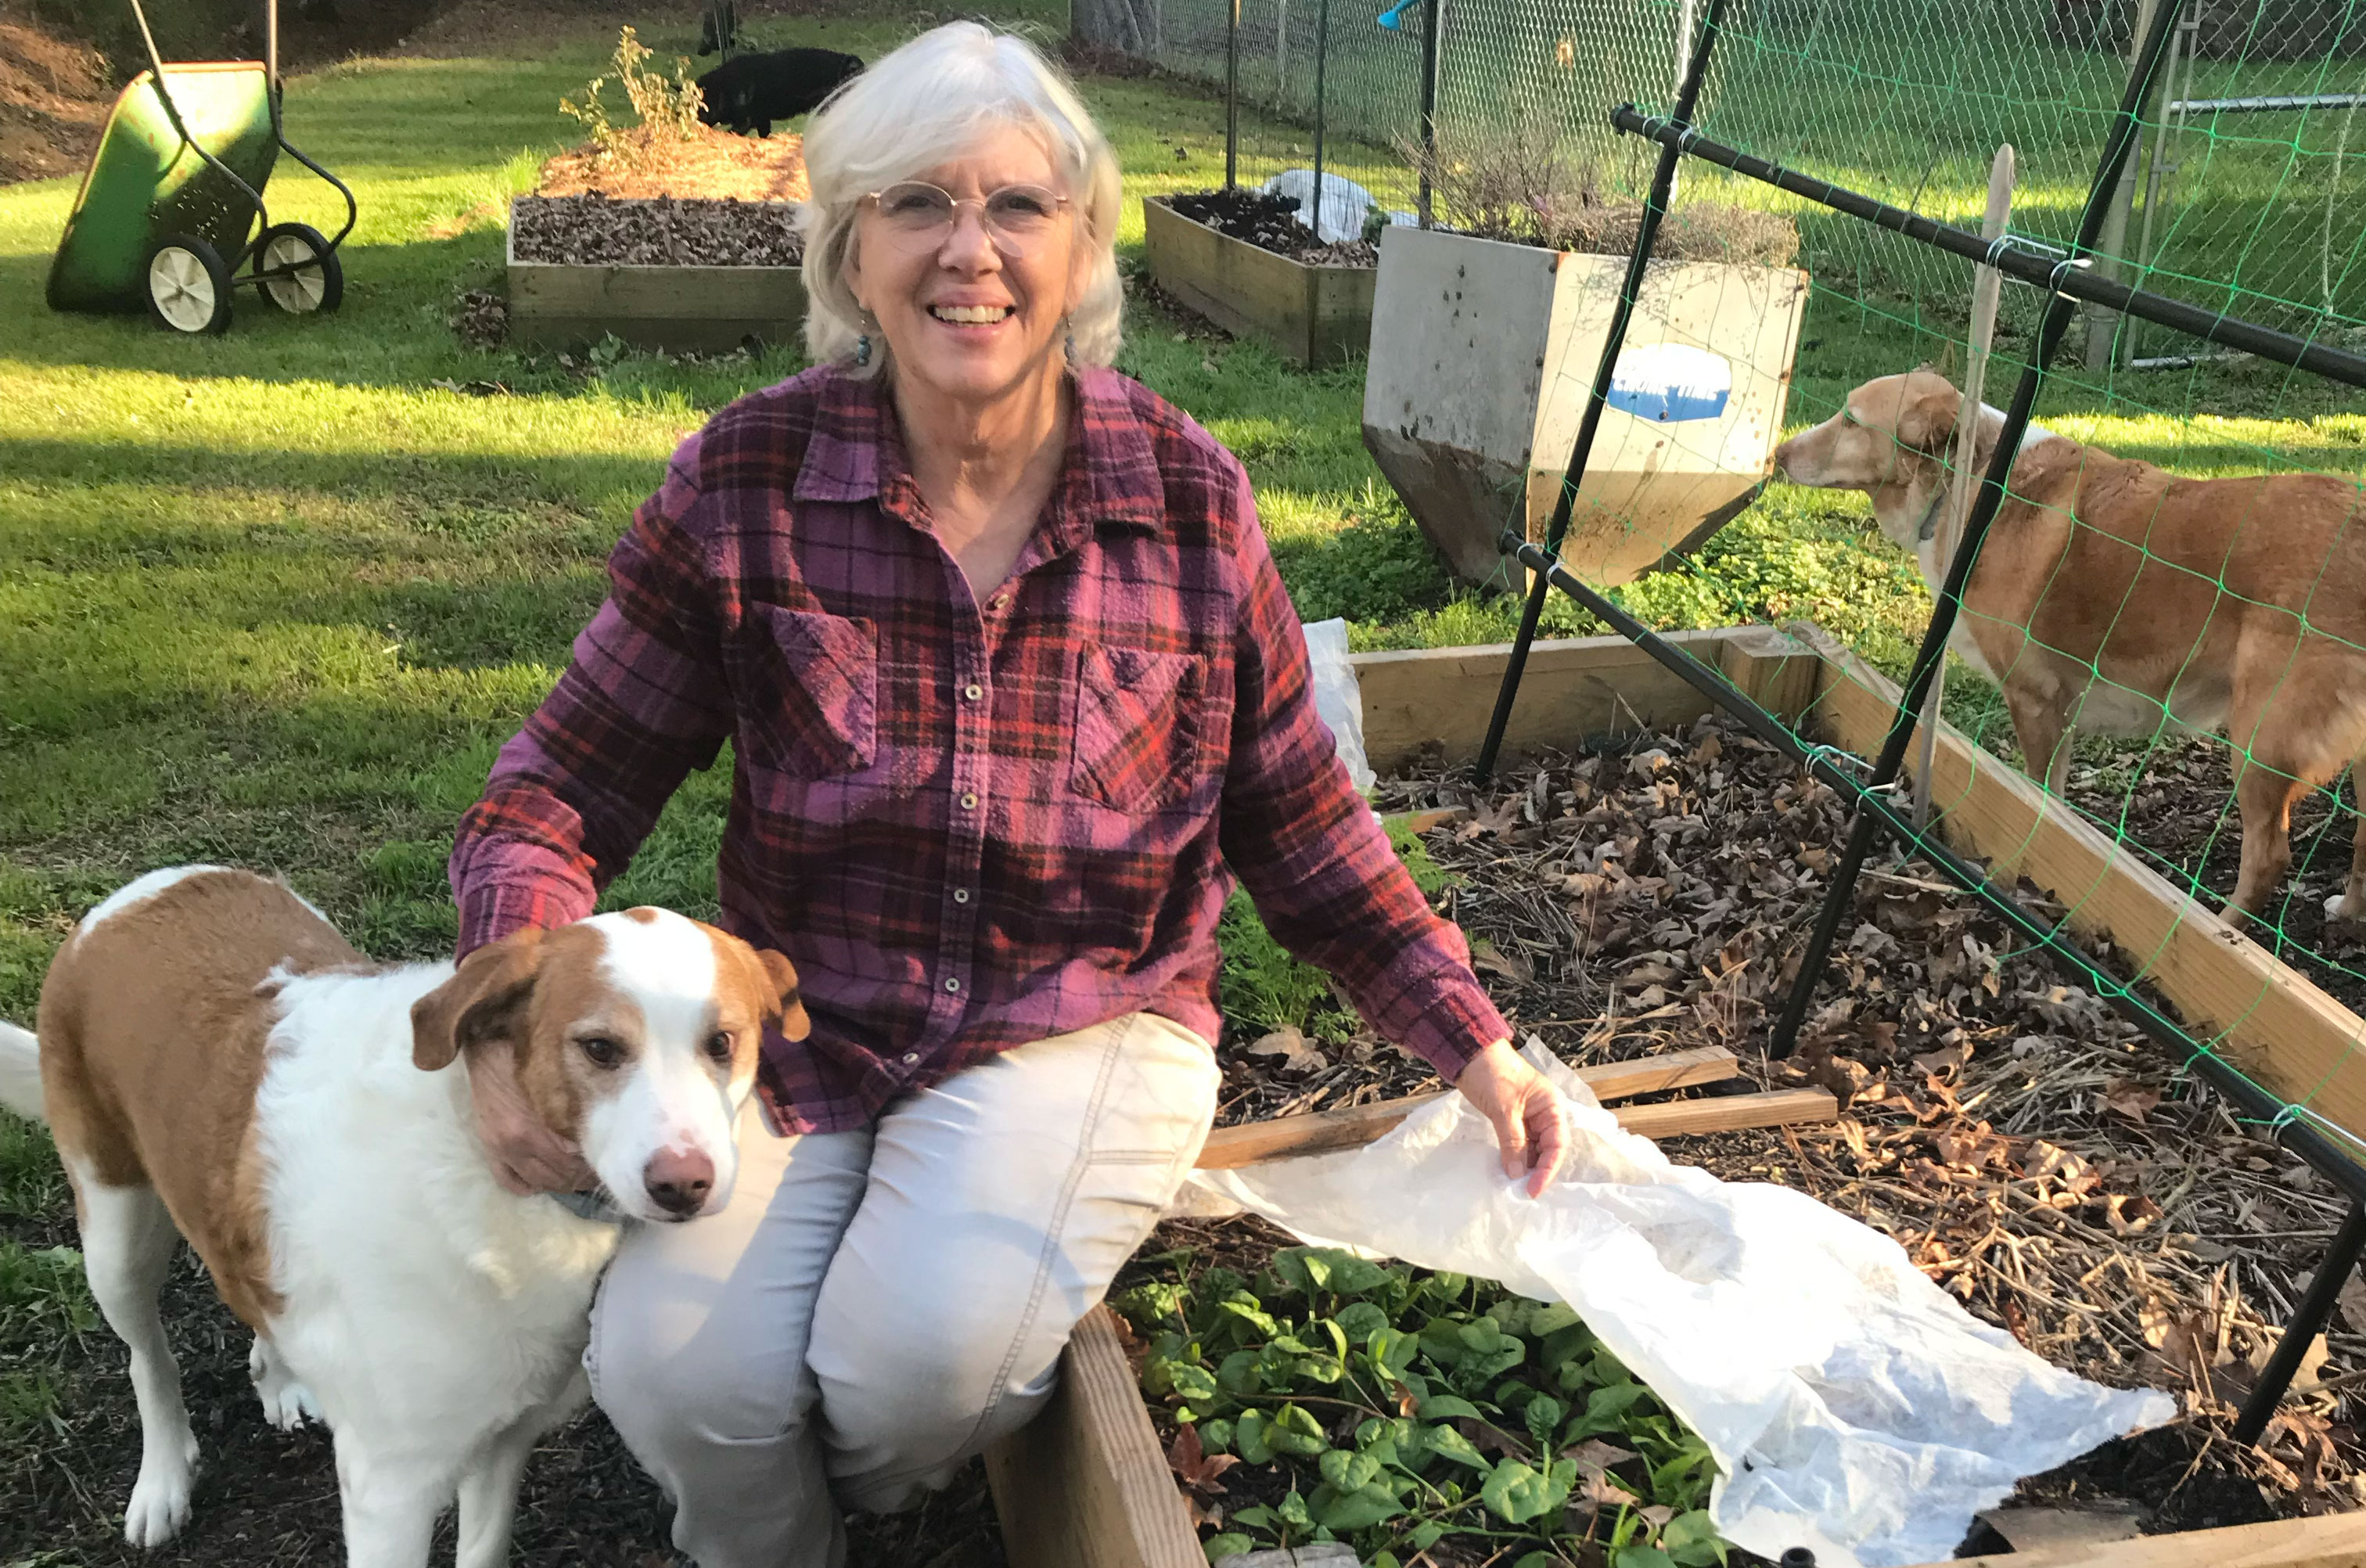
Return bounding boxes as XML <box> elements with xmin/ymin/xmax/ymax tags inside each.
<box><xmin>1498</xmin><ymin>2</ymin><xmax>2366</xmax><ymax>1161</ymax></box>
<box><xmin>1077</xmin><ymin>0</ymin><xmax>2366</xmax><ymax>1153</ymax></box>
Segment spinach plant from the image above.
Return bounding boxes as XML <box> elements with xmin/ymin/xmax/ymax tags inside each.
<box><xmin>1114</xmin><ymin>1246</ymin><xmax>1731</xmax><ymax>1568</ymax></box>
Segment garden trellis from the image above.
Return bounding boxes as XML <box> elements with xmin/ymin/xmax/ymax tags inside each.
<box><xmin>1462</xmin><ymin>0</ymin><xmax>2366</xmax><ymax>1448</ymax></box>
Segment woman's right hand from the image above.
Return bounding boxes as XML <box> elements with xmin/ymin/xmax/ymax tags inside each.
<box><xmin>466</xmin><ymin>1042</ymin><xmax>600</xmax><ymax>1196</ymax></box>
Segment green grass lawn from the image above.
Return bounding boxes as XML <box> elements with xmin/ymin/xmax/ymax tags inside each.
<box><xmin>2</xmin><ymin>0</ymin><xmax>2363</xmax><ymax>1473</ymax></box>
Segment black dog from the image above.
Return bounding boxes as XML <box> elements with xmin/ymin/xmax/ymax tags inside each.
<box><xmin>696</xmin><ymin>49</ymin><xmax>865</xmax><ymax>137</ymax></box>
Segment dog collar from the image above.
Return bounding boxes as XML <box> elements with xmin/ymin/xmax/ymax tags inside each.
<box><xmin>1915</xmin><ymin>423</ymin><xmax>2059</xmax><ymax>543</ymax></box>
<box><xmin>548</xmin><ymin>1189</ymin><xmax>628</xmax><ymax>1224</ymax></box>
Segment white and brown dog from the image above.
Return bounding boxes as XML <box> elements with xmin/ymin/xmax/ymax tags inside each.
<box><xmin>0</xmin><ymin>865</ymin><xmax>806</xmax><ymax>1565</ymax></box>
<box><xmin>1774</xmin><ymin>370</ymin><xmax>2366</xmax><ymax>921</ymax></box>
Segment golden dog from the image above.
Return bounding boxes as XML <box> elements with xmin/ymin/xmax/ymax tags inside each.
<box><xmin>1774</xmin><ymin>370</ymin><xmax>2366</xmax><ymax>921</ymax></box>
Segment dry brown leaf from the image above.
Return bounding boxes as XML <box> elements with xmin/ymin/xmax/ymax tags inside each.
<box><xmin>2102</xmin><ymin>1078</ymin><xmax>2164</xmax><ymax>1124</ymax></box>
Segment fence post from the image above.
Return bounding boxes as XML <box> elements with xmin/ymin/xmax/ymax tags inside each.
<box><xmin>1418</xmin><ymin>0</ymin><xmax>1441</xmax><ymax>226</ymax></box>
<box><xmin>2086</xmin><ymin>0</ymin><xmax>2165</xmax><ymax>372</ymax></box>
<box><xmin>1767</xmin><ymin>0</ymin><xmax>2185</xmax><ymax>1059</ymax></box>
<box><xmin>1226</xmin><ymin>0</ymin><xmax>1242</xmax><ymax>189</ymax></box>
<box><xmin>1311</xmin><ymin>0</ymin><xmax>1329</xmax><ymax>236</ymax></box>
<box><xmin>1473</xmin><ymin>0</ymin><xmax>1735</xmax><ymax>782</ymax></box>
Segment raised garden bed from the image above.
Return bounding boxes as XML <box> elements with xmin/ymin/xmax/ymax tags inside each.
<box><xmin>1142</xmin><ymin>192</ymin><xmax>1377</xmax><ymax>369</ymax></box>
<box><xmin>506</xmin><ymin>192</ymin><xmax>806</xmax><ymax>354</ymax></box>
<box><xmin>986</xmin><ymin>626</ymin><xmax>2366</xmax><ymax>1567</ymax></box>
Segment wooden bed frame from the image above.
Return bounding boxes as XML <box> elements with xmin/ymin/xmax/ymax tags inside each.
<box><xmin>980</xmin><ymin>627</ymin><xmax>2366</xmax><ymax>1568</ymax></box>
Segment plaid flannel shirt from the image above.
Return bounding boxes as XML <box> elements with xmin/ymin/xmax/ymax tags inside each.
<box><xmin>450</xmin><ymin>363</ymin><xmax>1508</xmax><ymax>1133</ymax></box>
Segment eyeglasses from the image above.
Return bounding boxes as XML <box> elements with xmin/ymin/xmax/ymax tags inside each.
<box><xmin>861</xmin><ymin>182</ymin><xmax>1072</xmax><ymax>257</ymax></box>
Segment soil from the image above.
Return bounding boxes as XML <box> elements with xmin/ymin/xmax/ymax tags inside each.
<box><xmin>509</xmin><ymin>193</ymin><xmax>802</xmax><ymax>266</ymax></box>
<box><xmin>537</xmin><ymin>127</ymin><xmax>811</xmax><ymax>203</ymax></box>
<box><xmin>1164</xmin><ymin>188</ymin><xmax>1378</xmax><ymax>268</ymax></box>
<box><xmin>0</xmin><ymin>16</ymin><xmax>113</xmax><ymax>185</ymax></box>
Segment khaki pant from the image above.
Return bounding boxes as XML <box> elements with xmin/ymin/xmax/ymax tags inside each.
<box><xmin>586</xmin><ymin>1012</ymin><xmax>1221</xmax><ymax>1568</ymax></box>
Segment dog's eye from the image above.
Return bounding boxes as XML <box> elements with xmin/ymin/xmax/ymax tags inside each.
<box><xmin>704</xmin><ymin>1031</ymin><xmax>734</xmax><ymax>1063</ymax></box>
<box><xmin>579</xmin><ymin>1035</ymin><xmax>624</xmax><ymax>1069</ymax></box>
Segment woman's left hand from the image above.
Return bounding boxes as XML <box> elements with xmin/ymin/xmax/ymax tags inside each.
<box><xmin>1454</xmin><ymin>1038</ymin><xmax>1570</xmax><ymax>1198</ymax></box>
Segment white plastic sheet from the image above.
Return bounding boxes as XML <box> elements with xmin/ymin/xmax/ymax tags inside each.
<box><xmin>1262</xmin><ymin>169</ymin><xmax>1376</xmax><ymax>244</ymax></box>
<box><xmin>1189</xmin><ymin>1043</ymin><xmax>2174</xmax><ymax>1568</ymax></box>
<box><xmin>1300</xmin><ymin>617</ymin><xmax>1375</xmax><ymax>795</ymax></box>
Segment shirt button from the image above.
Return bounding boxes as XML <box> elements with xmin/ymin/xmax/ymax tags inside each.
<box><xmin>963</xmin><ymin>682</ymin><xmax>983</xmax><ymax>702</ymax></box>
<box><xmin>944</xmin><ymin>976</ymin><xmax>962</xmax><ymax>994</ymax></box>
<box><xmin>989</xmin><ymin>593</ymin><xmax>1008</xmax><ymax>610</ymax></box>
<box><xmin>953</xmin><ymin>887</ymin><xmax>971</xmax><ymax>904</ymax></box>
<box><xmin>901</xmin><ymin>1051</ymin><xmax>920</xmax><ymax>1066</ymax></box>
<box><xmin>960</xmin><ymin>791</ymin><xmax>979</xmax><ymax>811</ymax></box>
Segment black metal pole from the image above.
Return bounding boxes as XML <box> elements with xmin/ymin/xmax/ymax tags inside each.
<box><xmin>1609</xmin><ymin>109</ymin><xmax>2366</xmax><ymax>390</ymax></box>
<box><xmin>1507</xmin><ymin>535</ymin><xmax>2366</xmax><ymax>1209</ymax></box>
<box><xmin>1226</xmin><ymin>0</ymin><xmax>1242</xmax><ymax>189</ymax></box>
<box><xmin>2234</xmin><ymin>1199</ymin><xmax>2366</xmax><ymax>1444</ymax></box>
<box><xmin>1471</xmin><ymin>0</ymin><xmax>1733</xmax><ymax>783</ymax></box>
<box><xmin>1764</xmin><ymin>0</ymin><xmax>2185</xmax><ymax>1059</ymax></box>
<box><xmin>1416</xmin><ymin>0</ymin><xmax>1441</xmax><ymax>226</ymax></box>
<box><xmin>1311</xmin><ymin>0</ymin><xmax>1329</xmax><ymax>236</ymax></box>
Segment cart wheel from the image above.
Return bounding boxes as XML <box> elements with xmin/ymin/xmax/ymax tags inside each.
<box><xmin>145</xmin><ymin>236</ymin><xmax>233</xmax><ymax>335</ymax></box>
<box><xmin>256</xmin><ymin>222</ymin><xmax>344</xmax><ymax>315</ymax></box>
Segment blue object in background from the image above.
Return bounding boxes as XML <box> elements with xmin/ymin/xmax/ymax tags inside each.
<box><xmin>1606</xmin><ymin>343</ymin><xmax>1732</xmax><ymax>423</ymax></box>
<box><xmin>1377</xmin><ymin>0</ymin><xmax>1421</xmax><ymax>33</ymax></box>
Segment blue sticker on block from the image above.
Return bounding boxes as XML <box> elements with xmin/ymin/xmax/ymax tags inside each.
<box><xmin>1607</xmin><ymin>343</ymin><xmax>1732</xmax><ymax>423</ymax></box>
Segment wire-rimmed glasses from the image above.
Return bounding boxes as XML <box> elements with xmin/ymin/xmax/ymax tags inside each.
<box><xmin>860</xmin><ymin>182</ymin><xmax>1072</xmax><ymax>257</ymax></box>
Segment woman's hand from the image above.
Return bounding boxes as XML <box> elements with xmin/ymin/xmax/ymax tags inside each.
<box><xmin>466</xmin><ymin>1043</ymin><xmax>599</xmax><ymax>1196</ymax></box>
<box><xmin>1454</xmin><ymin>1039</ymin><xmax>1570</xmax><ymax>1198</ymax></box>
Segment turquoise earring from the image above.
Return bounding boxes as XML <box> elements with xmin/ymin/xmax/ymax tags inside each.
<box><xmin>854</xmin><ymin>333</ymin><xmax>872</xmax><ymax>367</ymax></box>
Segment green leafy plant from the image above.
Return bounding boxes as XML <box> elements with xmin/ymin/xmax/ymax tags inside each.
<box><xmin>1114</xmin><ymin>1246</ymin><xmax>1730</xmax><ymax>1568</ymax></box>
<box><xmin>560</xmin><ymin>27</ymin><xmax>707</xmax><ymax>170</ymax></box>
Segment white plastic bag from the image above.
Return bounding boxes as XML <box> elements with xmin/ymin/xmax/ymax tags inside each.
<box><xmin>1300</xmin><ymin>617</ymin><xmax>1375</xmax><ymax>795</ymax></box>
<box><xmin>1261</xmin><ymin>168</ymin><xmax>1376</xmax><ymax>244</ymax></box>
<box><xmin>1189</xmin><ymin>1041</ymin><xmax>2173</xmax><ymax>1568</ymax></box>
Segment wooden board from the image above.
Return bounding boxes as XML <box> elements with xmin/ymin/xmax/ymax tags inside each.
<box><xmin>1922</xmin><ymin>1510</ymin><xmax>2366</xmax><ymax>1567</ymax></box>
<box><xmin>506</xmin><ymin>218</ymin><xmax>807</xmax><ymax>353</ymax></box>
<box><xmin>983</xmin><ymin>1306</ymin><xmax>1201</xmax><ymax>1568</ymax></box>
<box><xmin>1809</xmin><ymin>642</ymin><xmax>2366</xmax><ymax>1164</ymax></box>
<box><xmin>1196</xmin><ymin>1045</ymin><xmax>1742</xmax><ymax>1167</ymax></box>
<box><xmin>1349</xmin><ymin>627</ymin><xmax>1761</xmax><ymax>772</ymax></box>
<box><xmin>1142</xmin><ymin>196</ymin><xmax>1375</xmax><ymax>368</ymax></box>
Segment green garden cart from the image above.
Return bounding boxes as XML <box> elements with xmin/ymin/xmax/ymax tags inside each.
<box><xmin>46</xmin><ymin>0</ymin><xmax>357</xmax><ymax>334</ymax></box>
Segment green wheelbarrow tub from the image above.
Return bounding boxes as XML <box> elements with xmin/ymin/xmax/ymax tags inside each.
<box><xmin>48</xmin><ymin>61</ymin><xmax>279</xmax><ymax>314</ymax></box>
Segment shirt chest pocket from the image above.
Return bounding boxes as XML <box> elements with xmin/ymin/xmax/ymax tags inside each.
<box><xmin>1070</xmin><ymin>646</ymin><xmax>1204</xmax><ymax>813</ymax></box>
<box><xmin>732</xmin><ymin>605</ymin><xmax>878</xmax><ymax>780</ymax></box>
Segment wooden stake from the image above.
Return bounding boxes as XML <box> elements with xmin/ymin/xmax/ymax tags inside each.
<box><xmin>1915</xmin><ymin>143</ymin><xmax>2017</xmax><ymax>829</ymax></box>
<box><xmin>1194</xmin><ymin>1049</ymin><xmax>1843</xmax><ymax>1170</ymax></box>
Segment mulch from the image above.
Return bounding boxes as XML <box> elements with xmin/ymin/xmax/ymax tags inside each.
<box><xmin>10</xmin><ymin>714</ymin><xmax>2366</xmax><ymax>1557</ymax></box>
<box><xmin>509</xmin><ymin>193</ymin><xmax>804</xmax><ymax>267</ymax></box>
<box><xmin>536</xmin><ymin>127</ymin><xmax>813</xmax><ymax>204</ymax></box>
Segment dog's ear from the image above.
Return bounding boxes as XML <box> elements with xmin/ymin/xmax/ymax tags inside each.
<box><xmin>412</xmin><ymin>929</ymin><xmax>548</xmax><ymax>1072</ymax></box>
<box><xmin>1894</xmin><ymin>378</ymin><xmax>1964</xmax><ymax>456</ymax></box>
<box><xmin>752</xmin><ymin>948</ymin><xmax>811</xmax><ymax>1042</ymax></box>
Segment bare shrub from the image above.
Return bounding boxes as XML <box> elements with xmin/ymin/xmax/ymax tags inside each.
<box><xmin>1399</xmin><ymin>113</ymin><xmax>1799</xmax><ymax>267</ymax></box>
<box><xmin>560</xmin><ymin>27</ymin><xmax>707</xmax><ymax>172</ymax></box>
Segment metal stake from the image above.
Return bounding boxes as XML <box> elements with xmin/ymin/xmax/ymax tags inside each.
<box><xmin>1472</xmin><ymin>0</ymin><xmax>1735</xmax><ymax>782</ymax></box>
<box><xmin>1311</xmin><ymin>0</ymin><xmax>1329</xmax><ymax>238</ymax></box>
<box><xmin>1417</xmin><ymin>0</ymin><xmax>1441</xmax><ymax>227</ymax></box>
<box><xmin>2235</xmin><ymin>1198</ymin><xmax>2366</xmax><ymax>1444</ymax></box>
<box><xmin>1225</xmin><ymin>0</ymin><xmax>1241</xmax><ymax>189</ymax></box>
<box><xmin>1769</xmin><ymin>0</ymin><xmax>2184</xmax><ymax>1058</ymax></box>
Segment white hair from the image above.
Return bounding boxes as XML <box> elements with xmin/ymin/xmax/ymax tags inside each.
<box><xmin>796</xmin><ymin>22</ymin><xmax>1124</xmax><ymax>378</ymax></box>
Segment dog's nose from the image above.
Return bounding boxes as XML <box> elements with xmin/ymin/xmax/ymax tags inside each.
<box><xmin>644</xmin><ymin>1149</ymin><xmax>715</xmax><ymax>1217</ymax></box>
<box><xmin>1770</xmin><ymin>436</ymin><xmax>1798</xmax><ymax>478</ymax></box>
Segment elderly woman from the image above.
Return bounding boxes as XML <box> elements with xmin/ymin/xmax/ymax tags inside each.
<box><xmin>449</xmin><ymin>20</ymin><xmax>1567</xmax><ymax>1565</ymax></box>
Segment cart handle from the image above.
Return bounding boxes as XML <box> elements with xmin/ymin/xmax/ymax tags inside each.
<box><xmin>124</xmin><ymin>0</ymin><xmax>272</xmax><ymax>257</ymax></box>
